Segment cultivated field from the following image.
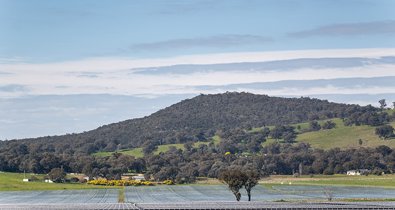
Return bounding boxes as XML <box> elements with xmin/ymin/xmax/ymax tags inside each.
<box><xmin>0</xmin><ymin>189</ymin><xmax>118</xmax><ymax>204</ymax></box>
<box><xmin>1</xmin><ymin>184</ymin><xmax>395</xmax><ymax>204</ymax></box>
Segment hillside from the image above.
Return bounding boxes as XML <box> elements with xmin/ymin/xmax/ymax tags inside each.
<box><xmin>0</xmin><ymin>92</ymin><xmax>363</xmax><ymax>155</ymax></box>
<box><xmin>2</xmin><ymin>92</ymin><xmax>395</xmax><ymax>178</ymax></box>
<box><xmin>296</xmin><ymin>120</ymin><xmax>395</xmax><ymax>149</ymax></box>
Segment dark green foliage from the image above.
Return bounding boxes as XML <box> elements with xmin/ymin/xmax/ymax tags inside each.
<box><xmin>218</xmin><ymin>168</ymin><xmax>248</xmax><ymax>201</ymax></box>
<box><xmin>270</xmin><ymin>125</ymin><xmax>297</xmax><ymax>143</ymax></box>
<box><xmin>309</xmin><ymin>121</ymin><xmax>321</xmax><ymax>131</ymax></box>
<box><xmin>244</xmin><ymin>170</ymin><xmax>260</xmax><ymax>201</ymax></box>
<box><xmin>379</xmin><ymin>99</ymin><xmax>387</xmax><ymax>110</ymax></box>
<box><xmin>375</xmin><ymin>125</ymin><xmax>395</xmax><ymax>139</ymax></box>
<box><xmin>48</xmin><ymin>168</ymin><xmax>66</xmax><ymax>183</ymax></box>
<box><xmin>219</xmin><ymin>168</ymin><xmax>262</xmax><ymax>201</ymax></box>
<box><xmin>218</xmin><ymin>128</ymin><xmax>267</xmax><ymax>153</ymax></box>
<box><xmin>322</xmin><ymin>120</ymin><xmax>336</xmax><ymax>130</ymax></box>
<box><xmin>343</xmin><ymin>108</ymin><xmax>389</xmax><ymax>126</ymax></box>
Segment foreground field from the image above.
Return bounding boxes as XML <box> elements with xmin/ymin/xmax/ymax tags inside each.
<box><xmin>0</xmin><ymin>189</ymin><xmax>118</xmax><ymax>204</ymax></box>
<box><xmin>1</xmin><ymin>201</ymin><xmax>395</xmax><ymax>210</ymax></box>
<box><xmin>0</xmin><ymin>184</ymin><xmax>395</xmax><ymax>204</ymax></box>
<box><xmin>263</xmin><ymin>174</ymin><xmax>395</xmax><ymax>188</ymax></box>
<box><xmin>0</xmin><ymin>172</ymin><xmax>115</xmax><ymax>191</ymax></box>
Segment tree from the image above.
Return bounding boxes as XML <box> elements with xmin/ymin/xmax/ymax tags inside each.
<box><xmin>375</xmin><ymin>125</ymin><xmax>394</xmax><ymax>140</ymax></box>
<box><xmin>244</xmin><ymin>170</ymin><xmax>260</xmax><ymax>201</ymax></box>
<box><xmin>218</xmin><ymin>168</ymin><xmax>261</xmax><ymax>201</ymax></box>
<box><xmin>322</xmin><ymin>121</ymin><xmax>336</xmax><ymax>130</ymax></box>
<box><xmin>218</xmin><ymin>168</ymin><xmax>247</xmax><ymax>201</ymax></box>
<box><xmin>270</xmin><ymin>125</ymin><xmax>296</xmax><ymax>142</ymax></box>
<box><xmin>48</xmin><ymin>167</ymin><xmax>66</xmax><ymax>183</ymax></box>
<box><xmin>309</xmin><ymin>121</ymin><xmax>321</xmax><ymax>131</ymax></box>
<box><xmin>379</xmin><ymin>99</ymin><xmax>387</xmax><ymax>110</ymax></box>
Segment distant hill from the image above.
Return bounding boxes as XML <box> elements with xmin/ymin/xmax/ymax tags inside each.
<box><xmin>0</xmin><ymin>92</ymin><xmax>368</xmax><ymax>155</ymax></box>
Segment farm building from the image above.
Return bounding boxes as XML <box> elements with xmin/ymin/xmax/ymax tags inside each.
<box><xmin>346</xmin><ymin>169</ymin><xmax>370</xmax><ymax>175</ymax></box>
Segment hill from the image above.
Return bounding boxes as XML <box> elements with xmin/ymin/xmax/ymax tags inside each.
<box><xmin>1</xmin><ymin>92</ymin><xmax>394</xmax><ymax>178</ymax></box>
<box><xmin>0</xmin><ymin>92</ymin><xmax>363</xmax><ymax>155</ymax></box>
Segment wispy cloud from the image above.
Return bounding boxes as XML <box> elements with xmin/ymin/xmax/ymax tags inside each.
<box><xmin>129</xmin><ymin>34</ymin><xmax>273</xmax><ymax>52</ymax></box>
<box><xmin>289</xmin><ymin>20</ymin><xmax>395</xmax><ymax>38</ymax></box>
<box><xmin>133</xmin><ymin>56</ymin><xmax>395</xmax><ymax>75</ymax></box>
<box><xmin>1</xmin><ymin>48</ymin><xmax>395</xmax><ymax>98</ymax></box>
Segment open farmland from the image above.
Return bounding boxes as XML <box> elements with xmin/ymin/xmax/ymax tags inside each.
<box><xmin>124</xmin><ymin>185</ymin><xmax>395</xmax><ymax>203</ymax></box>
<box><xmin>0</xmin><ymin>189</ymin><xmax>118</xmax><ymax>204</ymax></box>
<box><xmin>0</xmin><ymin>185</ymin><xmax>395</xmax><ymax>209</ymax></box>
<box><xmin>1</xmin><ymin>201</ymin><xmax>395</xmax><ymax>210</ymax></box>
<box><xmin>1</xmin><ymin>184</ymin><xmax>395</xmax><ymax>204</ymax></box>
<box><xmin>0</xmin><ymin>172</ymin><xmax>117</xmax><ymax>191</ymax></box>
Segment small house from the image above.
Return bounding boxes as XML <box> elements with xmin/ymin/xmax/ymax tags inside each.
<box><xmin>347</xmin><ymin>169</ymin><xmax>370</xmax><ymax>175</ymax></box>
<box><xmin>132</xmin><ymin>174</ymin><xmax>145</xmax><ymax>181</ymax></box>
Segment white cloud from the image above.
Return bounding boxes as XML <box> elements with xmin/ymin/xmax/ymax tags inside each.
<box><xmin>1</xmin><ymin>48</ymin><xmax>395</xmax><ymax>98</ymax></box>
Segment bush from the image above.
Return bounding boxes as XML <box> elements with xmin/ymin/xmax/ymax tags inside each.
<box><xmin>322</xmin><ymin>121</ymin><xmax>336</xmax><ymax>130</ymax></box>
<box><xmin>29</xmin><ymin>176</ymin><xmax>40</xmax><ymax>181</ymax></box>
<box><xmin>375</xmin><ymin>125</ymin><xmax>394</xmax><ymax>139</ymax></box>
<box><xmin>87</xmin><ymin>179</ymin><xmax>154</xmax><ymax>186</ymax></box>
<box><xmin>163</xmin><ymin>180</ymin><xmax>174</xmax><ymax>185</ymax></box>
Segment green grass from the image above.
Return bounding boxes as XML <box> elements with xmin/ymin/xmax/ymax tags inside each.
<box><xmin>94</xmin><ymin>135</ymin><xmax>222</xmax><ymax>157</ymax></box>
<box><xmin>154</xmin><ymin>144</ymin><xmax>185</xmax><ymax>154</ymax></box>
<box><xmin>263</xmin><ymin>174</ymin><xmax>395</xmax><ymax>188</ymax></box>
<box><xmin>296</xmin><ymin>119</ymin><xmax>395</xmax><ymax>149</ymax></box>
<box><xmin>0</xmin><ymin>172</ymin><xmax>116</xmax><ymax>191</ymax></box>
<box><xmin>94</xmin><ymin>148</ymin><xmax>144</xmax><ymax>158</ymax></box>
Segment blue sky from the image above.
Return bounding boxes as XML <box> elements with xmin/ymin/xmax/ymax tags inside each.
<box><xmin>2</xmin><ymin>0</ymin><xmax>395</xmax><ymax>62</ymax></box>
<box><xmin>1</xmin><ymin>0</ymin><xmax>395</xmax><ymax>139</ymax></box>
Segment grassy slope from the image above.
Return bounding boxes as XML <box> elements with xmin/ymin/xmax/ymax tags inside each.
<box><xmin>263</xmin><ymin>174</ymin><xmax>395</xmax><ymax>188</ymax></box>
<box><xmin>0</xmin><ymin>172</ymin><xmax>115</xmax><ymax>191</ymax></box>
<box><xmin>296</xmin><ymin>119</ymin><xmax>395</xmax><ymax>149</ymax></box>
<box><xmin>95</xmin><ymin>116</ymin><xmax>395</xmax><ymax>157</ymax></box>
<box><xmin>94</xmin><ymin>135</ymin><xmax>221</xmax><ymax>157</ymax></box>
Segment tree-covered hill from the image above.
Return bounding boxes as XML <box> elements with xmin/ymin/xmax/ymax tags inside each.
<box><xmin>0</xmin><ymin>92</ymin><xmax>373</xmax><ymax>155</ymax></box>
<box><xmin>2</xmin><ymin>92</ymin><xmax>394</xmax><ymax>177</ymax></box>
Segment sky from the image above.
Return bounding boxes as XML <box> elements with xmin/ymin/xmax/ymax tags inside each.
<box><xmin>1</xmin><ymin>0</ymin><xmax>395</xmax><ymax>139</ymax></box>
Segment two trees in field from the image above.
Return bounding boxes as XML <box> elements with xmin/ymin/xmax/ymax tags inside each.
<box><xmin>218</xmin><ymin>168</ymin><xmax>260</xmax><ymax>201</ymax></box>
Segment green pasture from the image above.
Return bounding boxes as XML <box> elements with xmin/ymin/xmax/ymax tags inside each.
<box><xmin>264</xmin><ymin>174</ymin><xmax>395</xmax><ymax>188</ymax></box>
<box><xmin>0</xmin><ymin>172</ymin><xmax>115</xmax><ymax>191</ymax></box>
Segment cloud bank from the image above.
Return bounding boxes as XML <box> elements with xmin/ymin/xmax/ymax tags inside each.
<box><xmin>1</xmin><ymin>48</ymin><xmax>395</xmax><ymax>99</ymax></box>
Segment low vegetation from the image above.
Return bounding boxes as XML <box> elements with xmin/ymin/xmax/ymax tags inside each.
<box><xmin>87</xmin><ymin>179</ymin><xmax>153</xmax><ymax>186</ymax></box>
